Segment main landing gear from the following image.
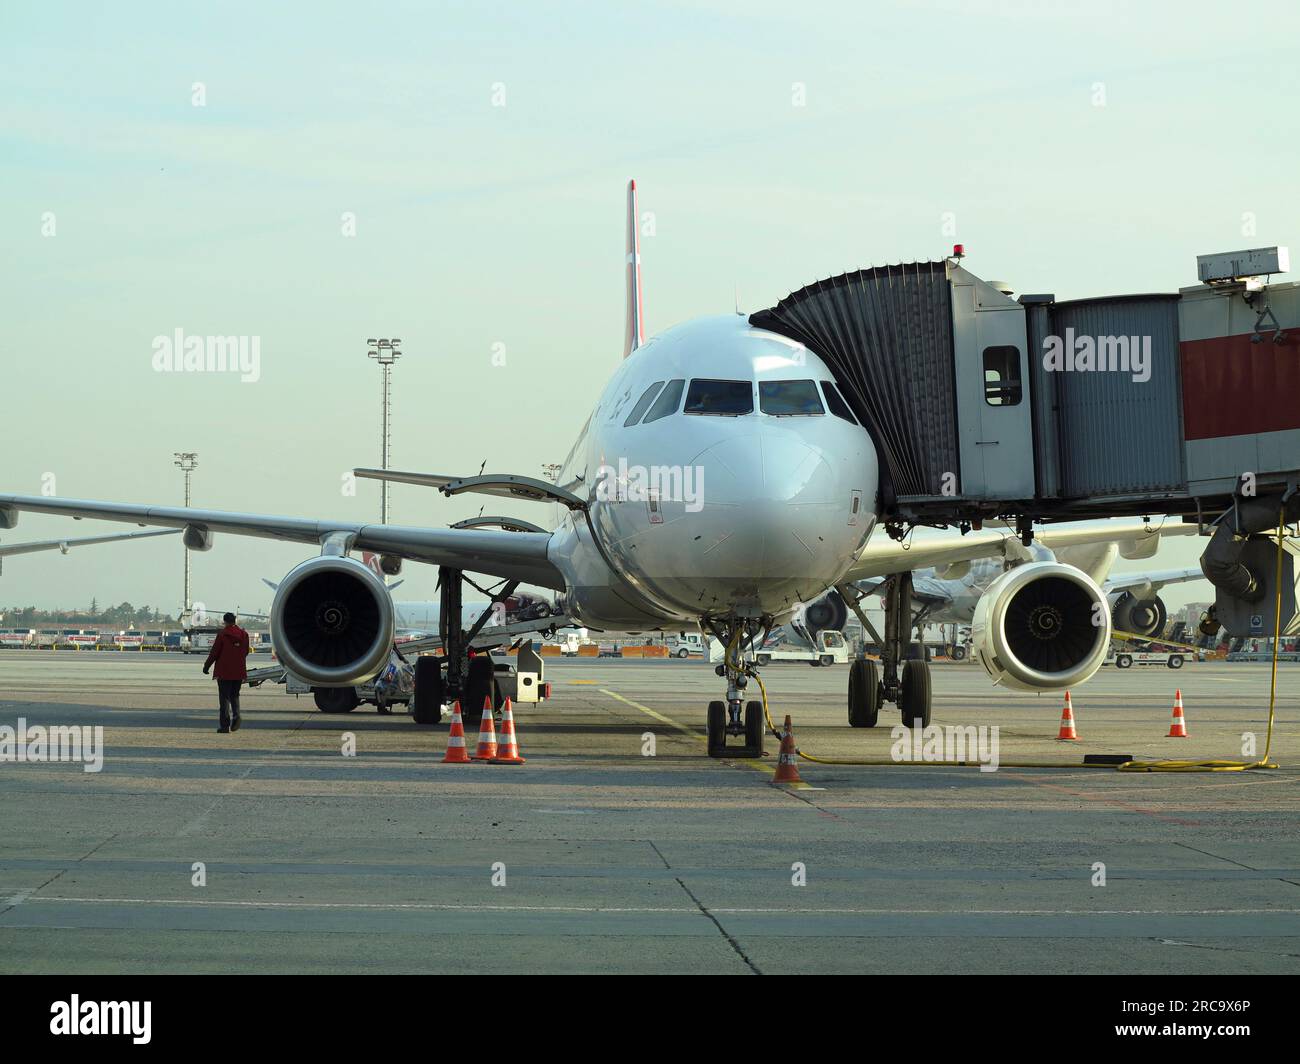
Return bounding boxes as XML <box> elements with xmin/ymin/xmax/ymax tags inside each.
<box><xmin>839</xmin><ymin>574</ymin><xmax>931</xmax><ymax>730</ymax></box>
<box><xmin>703</xmin><ymin>621</ymin><xmax>766</xmax><ymax>759</ymax></box>
<box><xmin>410</xmin><ymin>566</ymin><xmax>513</xmax><ymax>725</ymax></box>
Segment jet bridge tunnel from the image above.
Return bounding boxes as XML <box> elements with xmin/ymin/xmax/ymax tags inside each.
<box><xmin>750</xmin><ymin>247</ymin><xmax>1300</xmax><ymax>638</ymax></box>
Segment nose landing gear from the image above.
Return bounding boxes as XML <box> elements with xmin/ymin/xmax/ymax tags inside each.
<box><xmin>704</xmin><ymin>669</ymin><xmax>766</xmax><ymax>758</ymax></box>
<box><xmin>703</xmin><ymin>622</ymin><xmax>767</xmax><ymax>759</ymax></box>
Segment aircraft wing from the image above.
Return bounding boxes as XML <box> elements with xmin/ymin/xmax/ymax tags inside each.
<box><xmin>0</xmin><ymin>495</ymin><xmax>566</xmax><ymax>590</ymax></box>
<box><xmin>1036</xmin><ymin>520</ymin><xmax>1198</xmax><ymax>558</ymax></box>
<box><xmin>845</xmin><ymin>519</ymin><xmax>1199</xmax><ymax>581</ymax></box>
<box><xmin>0</xmin><ymin>527</ymin><xmax>178</xmax><ymax>558</ymax></box>
<box><xmin>1105</xmin><ymin>567</ymin><xmax>1207</xmax><ymax>595</ymax></box>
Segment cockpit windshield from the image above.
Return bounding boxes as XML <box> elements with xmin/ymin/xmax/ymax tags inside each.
<box><xmin>758</xmin><ymin>380</ymin><xmax>824</xmax><ymax>416</ymax></box>
<box><xmin>684</xmin><ymin>379</ymin><xmax>753</xmax><ymax>416</ymax></box>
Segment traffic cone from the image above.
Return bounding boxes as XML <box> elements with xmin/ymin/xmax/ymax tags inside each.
<box><xmin>1056</xmin><ymin>691</ymin><xmax>1079</xmax><ymax>741</ymax></box>
<box><xmin>771</xmin><ymin>714</ymin><xmax>803</xmax><ymax>784</ymax></box>
<box><xmin>441</xmin><ymin>701</ymin><xmax>471</xmax><ymax>764</ymax></box>
<box><xmin>1167</xmin><ymin>689</ymin><xmax>1189</xmax><ymax>737</ymax></box>
<box><xmin>492</xmin><ymin>698</ymin><xmax>526</xmax><ymax>764</ymax></box>
<box><xmin>471</xmin><ymin>697</ymin><xmax>498</xmax><ymax>761</ymax></box>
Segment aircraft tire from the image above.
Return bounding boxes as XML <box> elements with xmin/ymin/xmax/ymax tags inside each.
<box><xmin>411</xmin><ymin>657</ymin><xmax>443</xmax><ymax>724</ymax></box>
<box><xmin>848</xmin><ymin>659</ymin><xmax>880</xmax><ymax>728</ymax></box>
<box><xmin>313</xmin><ymin>686</ymin><xmax>358</xmax><ymax>713</ymax></box>
<box><xmin>899</xmin><ymin>660</ymin><xmax>931</xmax><ymax>728</ymax></box>
<box><xmin>744</xmin><ymin>700</ymin><xmax>765</xmax><ymax>753</ymax></box>
<box><xmin>463</xmin><ymin>655</ymin><xmax>500</xmax><ymax>722</ymax></box>
<box><xmin>707</xmin><ymin>701</ymin><xmax>726</xmax><ymax>757</ymax></box>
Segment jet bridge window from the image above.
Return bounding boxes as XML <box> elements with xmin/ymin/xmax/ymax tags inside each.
<box><xmin>820</xmin><ymin>381</ymin><xmax>859</xmax><ymax>424</ymax></box>
<box><xmin>624</xmin><ymin>381</ymin><xmax>666</xmax><ymax>426</ymax></box>
<box><xmin>759</xmin><ymin>379</ymin><xmax>824</xmax><ymax>416</ymax></box>
<box><xmin>684</xmin><ymin>379</ymin><xmax>754</xmax><ymax>416</ymax></box>
<box><xmin>983</xmin><ymin>346</ymin><xmax>1023</xmax><ymax>406</ymax></box>
<box><xmin>642</xmin><ymin>378</ymin><xmax>685</xmax><ymax>424</ymax></box>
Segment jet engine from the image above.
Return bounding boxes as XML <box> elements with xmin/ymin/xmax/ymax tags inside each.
<box><xmin>270</xmin><ymin>555</ymin><xmax>396</xmax><ymax>686</ymax></box>
<box><xmin>971</xmin><ymin>562</ymin><xmax>1111</xmax><ymax>691</ymax></box>
<box><xmin>1110</xmin><ymin>590</ymin><xmax>1167</xmax><ymax>639</ymax></box>
<box><xmin>803</xmin><ymin>589</ymin><xmax>848</xmax><ymax>642</ymax></box>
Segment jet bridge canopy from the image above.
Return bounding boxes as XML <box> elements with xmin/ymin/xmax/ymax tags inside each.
<box><xmin>751</xmin><ymin>260</ymin><xmax>1034</xmax><ymax>515</ymax></box>
<box><xmin>750</xmin><ymin>262</ymin><xmax>958</xmax><ymax>508</ymax></box>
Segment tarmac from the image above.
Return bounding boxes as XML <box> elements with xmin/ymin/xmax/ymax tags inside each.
<box><xmin>0</xmin><ymin>650</ymin><xmax>1297</xmax><ymax>974</ymax></box>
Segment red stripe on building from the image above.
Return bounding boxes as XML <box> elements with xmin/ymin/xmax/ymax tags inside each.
<box><xmin>1180</xmin><ymin>332</ymin><xmax>1300</xmax><ymax>441</ymax></box>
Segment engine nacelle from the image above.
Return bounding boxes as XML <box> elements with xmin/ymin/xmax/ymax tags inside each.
<box><xmin>971</xmin><ymin>562</ymin><xmax>1111</xmax><ymax>691</ymax></box>
<box><xmin>1110</xmin><ymin>591</ymin><xmax>1167</xmax><ymax>638</ymax></box>
<box><xmin>270</xmin><ymin>555</ymin><xmax>395</xmax><ymax>686</ymax></box>
<box><xmin>803</xmin><ymin>589</ymin><xmax>848</xmax><ymax>642</ymax></box>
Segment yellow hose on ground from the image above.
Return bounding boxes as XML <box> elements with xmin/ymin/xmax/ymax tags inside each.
<box><xmin>745</xmin><ymin>516</ymin><xmax>1288</xmax><ymax>774</ymax></box>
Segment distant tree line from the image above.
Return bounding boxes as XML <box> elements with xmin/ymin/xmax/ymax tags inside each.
<box><xmin>0</xmin><ymin>602</ymin><xmax>174</xmax><ymax>628</ymax></box>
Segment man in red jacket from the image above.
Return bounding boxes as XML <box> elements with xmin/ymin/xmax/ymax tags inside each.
<box><xmin>202</xmin><ymin>612</ymin><xmax>251</xmax><ymax>733</ymax></box>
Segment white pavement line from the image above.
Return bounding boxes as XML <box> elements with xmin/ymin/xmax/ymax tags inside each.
<box><xmin>22</xmin><ymin>896</ymin><xmax>703</xmax><ymax>913</ymax></box>
<box><xmin>15</xmin><ymin>896</ymin><xmax>1300</xmax><ymax>917</ymax></box>
<box><xmin>4</xmin><ymin>889</ymin><xmax>33</xmax><ymax>908</ymax></box>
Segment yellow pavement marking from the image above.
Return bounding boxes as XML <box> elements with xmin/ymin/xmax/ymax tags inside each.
<box><xmin>600</xmin><ymin>688</ymin><xmax>816</xmax><ymax>790</ymax></box>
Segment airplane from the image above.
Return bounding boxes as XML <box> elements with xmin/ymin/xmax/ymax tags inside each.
<box><xmin>0</xmin><ymin>180</ymin><xmax>1195</xmax><ymax>756</ymax></box>
<box><xmin>0</xmin><ymin>528</ymin><xmax>179</xmax><ymax>575</ymax></box>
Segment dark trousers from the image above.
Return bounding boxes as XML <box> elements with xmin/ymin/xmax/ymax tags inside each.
<box><xmin>217</xmin><ymin>679</ymin><xmax>242</xmax><ymax>728</ymax></box>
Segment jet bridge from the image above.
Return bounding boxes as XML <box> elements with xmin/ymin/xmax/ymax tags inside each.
<box><xmin>750</xmin><ymin>246</ymin><xmax>1299</xmax><ymax>528</ymax></box>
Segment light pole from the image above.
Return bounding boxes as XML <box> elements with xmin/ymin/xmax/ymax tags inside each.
<box><xmin>173</xmin><ymin>452</ymin><xmax>198</xmax><ymax>614</ymax></box>
<box><xmin>367</xmin><ymin>338</ymin><xmax>402</xmax><ymax>524</ymax></box>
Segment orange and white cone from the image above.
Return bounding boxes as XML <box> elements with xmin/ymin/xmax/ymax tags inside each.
<box><xmin>471</xmin><ymin>697</ymin><xmax>498</xmax><ymax>761</ymax></box>
<box><xmin>441</xmin><ymin>701</ymin><xmax>471</xmax><ymax>764</ymax></box>
<box><xmin>492</xmin><ymin>698</ymin><xmax>525</xmax><ymax>764</ymax></box>
<box><xmin>1056</xmin><ymin>691</ymin><xmax>1079</xmax><ymax>741</ymax></box>
<box><xmin>771</xmin><ymin>714</ymin><xmax>803</xmax><ymax>785</ymax></box>
<box><xmin>1167</xmin><ymin>689</ymin><xmax>1189</xmax><ymax>737</ymax></box>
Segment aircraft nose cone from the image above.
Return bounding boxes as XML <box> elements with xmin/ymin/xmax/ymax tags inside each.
<box><xmin>691</xmin><ymin>432</ymin><xmax>844</xmax><ymax>591</ymax></box>
<box><xmin>694</xmin><ymin>433</ymin><xmax>834</xmax><ymax>509</ymax></box>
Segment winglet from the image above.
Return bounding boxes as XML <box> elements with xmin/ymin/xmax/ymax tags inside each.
<box><xmin>623</xmin><ymin>179</ymin><xmax>645</xmax><ymax>358</ymax></box>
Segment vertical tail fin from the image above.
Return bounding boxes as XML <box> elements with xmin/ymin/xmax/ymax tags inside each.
<box><xmin>623</xmin><ymin>179</ymin><xmax>645</xmax><ymax>358</ymax></box>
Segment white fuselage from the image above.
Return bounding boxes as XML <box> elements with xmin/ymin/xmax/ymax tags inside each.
<box><xmin>545</xmin><ymin>315</ymin><xmax>879</xmax><ymax>630</ymax></box>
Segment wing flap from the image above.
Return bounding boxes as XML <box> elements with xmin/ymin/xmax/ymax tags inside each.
<box><xmin>354</xmin><ymin>468</ymin><xmax>584</xmax><ymax>510</ymax></box>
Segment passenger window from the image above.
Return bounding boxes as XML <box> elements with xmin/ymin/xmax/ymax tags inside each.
<box><xmin>684</xmin><ymin>379</ymin><xmax>753</xmax><ymax>416</ymax></box>
<box><xmin>642</xmin><ymin>378</ymin><xmax>685</xmax><ymax>423</ymax></box>
<box><xmin>983</xmin><ymin>346</ymin><xmax>1022</xmax><ymax>406</ymax></box>
<box><xmin>624</xmin><ymin>381</ymin><xmax>666</xmax><ymax>427</ymax></box>
<box><xmin>820</xmin><ymin>381</ymin><xmax>858</xmax><ymax>424</ymax></box>
<box><xmin>759</xmin><ymin>379</ymin><xmax>824</xmax><ymax>416</ymax></box>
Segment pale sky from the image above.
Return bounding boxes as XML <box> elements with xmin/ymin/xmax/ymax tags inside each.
<box><xmin>2</xmin><ymin>1</ymin><xmax>1295</xmax><ymax>616</ymax></box>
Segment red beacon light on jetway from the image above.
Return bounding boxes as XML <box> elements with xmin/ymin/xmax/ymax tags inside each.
<box><xmin>951</xmin><ymin>244</ymin><xmax>965</xmax><ymax>261</ymax></box>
